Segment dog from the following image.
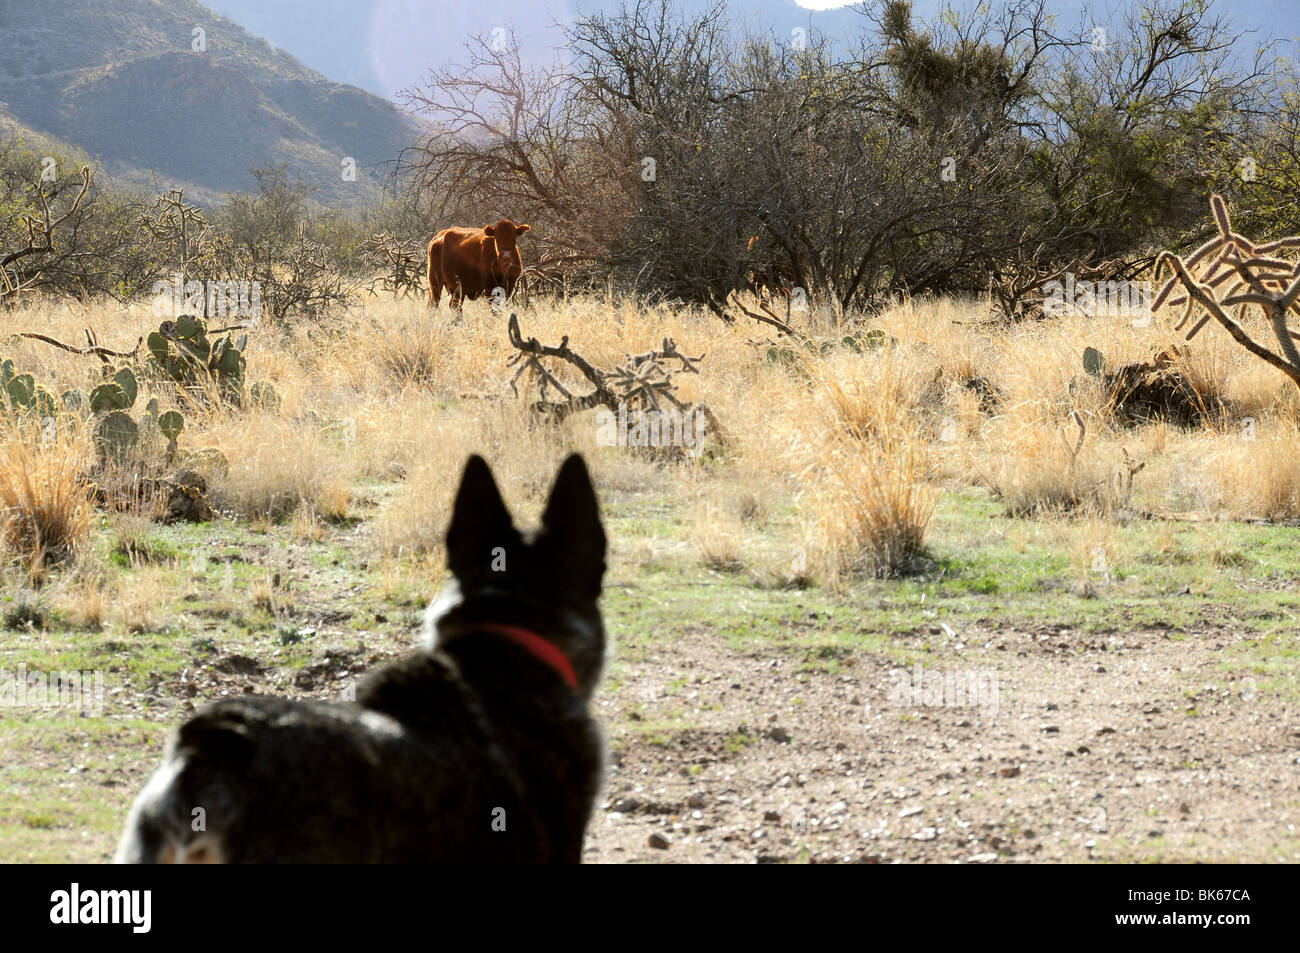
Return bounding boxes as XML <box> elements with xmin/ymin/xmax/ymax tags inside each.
<box><xmin>115</xmin><ymin>453</ymin><xmax>607</xmax><ymax>863</ymax></box>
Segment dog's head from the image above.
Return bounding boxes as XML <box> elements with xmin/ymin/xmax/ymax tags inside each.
<box><xmin>425</xmin><ymin>453</ymin><xmax>607</xmax><ymax>700</ymax></box>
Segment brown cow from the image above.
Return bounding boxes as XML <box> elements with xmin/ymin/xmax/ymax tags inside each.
<box><xmin>427</xmin><ymin>219</ymin><xmax>531</xmax><ymax>310</ymax></box>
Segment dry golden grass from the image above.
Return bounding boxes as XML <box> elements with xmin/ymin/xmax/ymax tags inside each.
<box><xmin>0</xmin><ymin>415</ymin><xmax>95</xmax><ymax>581</ymax></box>
<box><xmin>786</xmin><ymin>348</ymin><xmax>941</xmax><ymax>584</ymax></box>
<box><xmin>690</xmin><ymin>499</ymin><xmax>748</xmax><ymax>573</ymax></box>
<box><xmin>204</xmin><ymin>413</ymin><xmax>359</xmax><ymax>522</ymax></box>
<box><xmin>991</xmin><ymin>417</ymin><xmax>1111</xmax><ymax>516</ymax></box>
<box><xmin>804</xmin><ymin>427</ymin><xmax>937</xmax><ymax>586</ymax></box>
<box><xmin>1208</xmin><ymin>421</ymin><xmax>1300</xmax><ymax>519</ymax></box>
<box><xmin>53</xmin><ymin>570</ymin><xmax>106</xmax><ymax>631</ymax></box>
<box><xmin>2</xmin><ymin>286</ymin><xmax>1299</xmax><ymax>597</ymax></box>
<box><xmin>109</xmin><ymin>567</ymin><xmax>170</xmax><ymax>633</ymax></box>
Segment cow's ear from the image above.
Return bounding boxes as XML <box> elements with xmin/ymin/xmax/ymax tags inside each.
<box><xmin>483</xmin><ymin>225</ymin><xmax>496</xmax><ymax>236</ymax></box>
<box><xmin>517</xmin><ymin>224</ymin><xmax>531</xmax><ymax>234</ymax></box>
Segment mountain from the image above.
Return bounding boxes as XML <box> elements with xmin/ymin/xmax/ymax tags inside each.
<box><xmin>199</xmin><ymin>0</ymin><xmax>1294</xmax><ymax>103</ymax></box>
<box><xmin>0</xmin><ymin>0</ymin><xmax>423</xmax><ymax>207</ymax></box>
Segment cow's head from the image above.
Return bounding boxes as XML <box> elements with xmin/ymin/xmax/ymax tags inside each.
<box><xmin>483</xmin><ymin>221</ymin><xmax>527</xmax><ymax>291</ymax></box>
<box><xmin>484</xmin><ymin>219</ymin><xmax>530</xmax><ymax>248</ymax></box>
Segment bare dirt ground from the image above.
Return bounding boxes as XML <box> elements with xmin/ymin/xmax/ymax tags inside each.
<box><xmin>583</xmin><ymin>623</ymin><xmax>1299</xmax><ymax>863</ymax></box>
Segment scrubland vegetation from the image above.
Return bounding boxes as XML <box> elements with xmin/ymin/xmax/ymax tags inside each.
<box><xmin>2</xmin><ymin>0</ymin><xmax>1299</xmax><ymax>862</ymax></box>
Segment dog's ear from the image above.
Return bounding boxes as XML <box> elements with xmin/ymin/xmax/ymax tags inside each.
<box><xmin>538</xmin><ymin>454</ymin><xmax>606</xmax><ymax>598</ymax></box>
<box><xmin>175</xmin><ymin>712</ymin><xmax>254</xmax><ymax>769</ymax></box>
<box><xmin>447</xmin><ymin>455</ymin><xmax>520</xmax><ymax>583</ymax></box>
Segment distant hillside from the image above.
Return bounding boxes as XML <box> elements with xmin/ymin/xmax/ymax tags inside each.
<box><xmin>0</xmin><ymin>0</ymin><xmax>423</xmax><ymax>208</ymax></box>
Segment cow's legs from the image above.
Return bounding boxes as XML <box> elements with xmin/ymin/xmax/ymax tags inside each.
<box><xmin>427</xmin><ymin>241</ymin><xmax>442</xmax><ymax>309</ymax></box>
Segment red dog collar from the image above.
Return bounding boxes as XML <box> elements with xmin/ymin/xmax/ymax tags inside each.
<box><xmin>479</xmin><ymin>624</ymin><xmax>579</xmax><ymax>691</ymax></box>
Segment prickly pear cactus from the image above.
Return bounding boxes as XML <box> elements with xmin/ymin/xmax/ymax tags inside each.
<box><xmin>95</xmin><ymin>411</ymin><xmax>139</xmax><ymax>462</ymax></box>
<box><xmin>0</xmin><ymin>354</ymin><xmax>189</xmax><ymax>467</ymax></box>
<box><xmin>147</xmin><ymin>313</ymin><xmax>246</xmax><ymax>402</ymax></box>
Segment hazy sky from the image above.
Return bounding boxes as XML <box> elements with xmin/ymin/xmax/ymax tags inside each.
<box><xmin>198</xmin><ymin>0</ymin><xmax>1289</xmax><ymax>104</ymax></box>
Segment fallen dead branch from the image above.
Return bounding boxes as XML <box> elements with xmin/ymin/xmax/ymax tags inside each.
<box><xmin>11</xmin><ymin>328</ymin><xmax>142</xmax><ymax>365</ymax></box>
<box><xmin>719</xmin><ymin>290</ymin><xmax>799</xmax><ymax>337</ymax></box>
<box><xmin>505</xmin><ymin>312</ymin><xmax>724</xmax><ymax>453</ymax></box>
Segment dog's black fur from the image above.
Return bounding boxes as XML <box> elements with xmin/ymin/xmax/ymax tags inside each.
<box><xmin>115</xmin><ymin>453</ymin><xmax>607</xmax><ymax>863</ymax></box>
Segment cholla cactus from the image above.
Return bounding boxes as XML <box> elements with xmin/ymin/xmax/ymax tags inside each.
<box><xmin>1154</xmin><ymin>194</ymin><xmax>1300</xmax><ymax>390</ymax></box>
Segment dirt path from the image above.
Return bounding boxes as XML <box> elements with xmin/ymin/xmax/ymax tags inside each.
<box><xmin>584</xmin><ymin>624</ymin><xmax>1299</xmax><ymax>863</ymax></box>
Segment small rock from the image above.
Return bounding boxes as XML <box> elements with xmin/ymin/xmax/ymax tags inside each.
<box><xmin>647</xmin><ymin>833</ymin><xmax>670</xmax><ymax>850</ymax></box>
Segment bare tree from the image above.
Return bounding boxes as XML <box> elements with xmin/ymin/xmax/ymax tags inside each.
<box><xmin>395</xmin><ymin>29</ymin><xmax>632</xmax><ymax>274</ymax></box>
<box><xmin>1</xmin><ymin>165</ymin><xmax>92</xmax><ymax>305</ymax></box>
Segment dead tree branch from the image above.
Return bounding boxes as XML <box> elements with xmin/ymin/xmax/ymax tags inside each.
<box><xmin>505</xmin><ymin>312</ymin><xmax>721</xmax><ymax>449</ymax></box>
<box><xmin>10</xmin><ymin>328</ymin><xmax>142</xmax><ymax>365</ymax></box>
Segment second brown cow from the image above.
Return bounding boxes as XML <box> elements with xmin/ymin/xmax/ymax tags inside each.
<box><xmin>427</xmin><ymin>219</ymin><xmax>531</xmax><ymax>310</ymax></box>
